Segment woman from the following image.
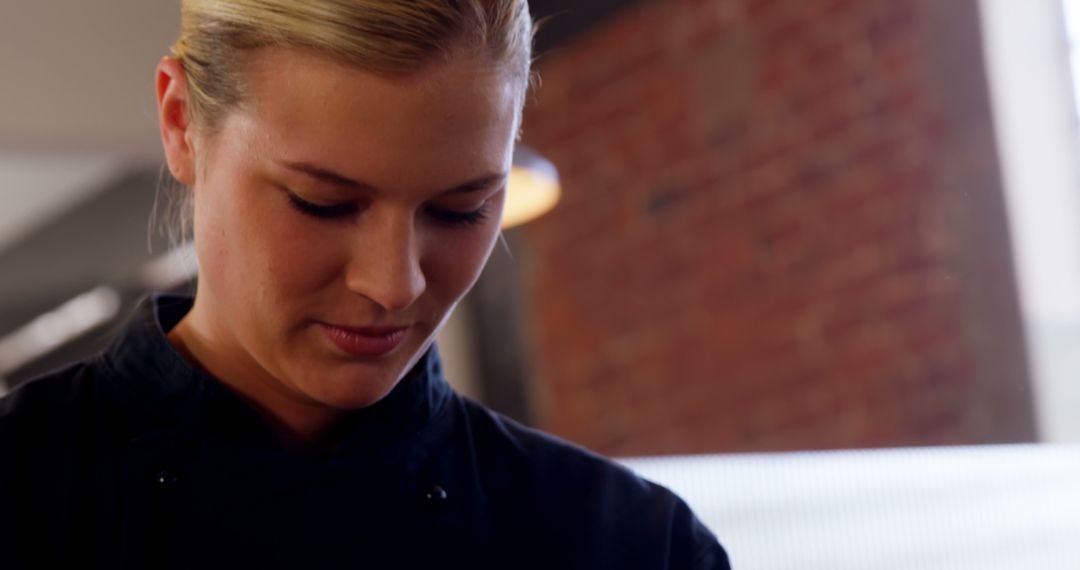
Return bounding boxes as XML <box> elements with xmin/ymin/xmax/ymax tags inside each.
<box><xmin>0</xmin><ymin>1</ymin><xmax>729</xmax><ymax>568</ymax></box>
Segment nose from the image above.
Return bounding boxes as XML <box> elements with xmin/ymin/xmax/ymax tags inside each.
<box><xmin>344</xmin><ymin>210</ymin><xmax>426</xmax><ymax>313</ymax></box>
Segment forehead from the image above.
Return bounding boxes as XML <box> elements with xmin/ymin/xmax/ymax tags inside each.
<box><xmin>220</xmin><ymin>48</ymin><xmax>522</xmax><ymax>188</ymax></box>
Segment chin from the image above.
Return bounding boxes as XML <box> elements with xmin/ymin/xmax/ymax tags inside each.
<box><xmin>306</xmin><ymin>363</ymin><xmax>405</xmax><ymax>410</ymax></box>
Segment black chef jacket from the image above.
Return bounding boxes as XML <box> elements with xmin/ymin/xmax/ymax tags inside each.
<box><xmin>0</xmin><ymin>295</ymin><xmax>730</xmax><ymax>569</ymax></box>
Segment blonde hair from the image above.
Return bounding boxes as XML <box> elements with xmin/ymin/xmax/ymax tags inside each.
<box><xmin>155</xmin><ymin>0</ymin><xmax>535</xmax><ymax>247</ymax></box>
<box><xmin>173</xmin><ymin>0</ymin><xmax>534</xmax><ymax>130</ymax></box>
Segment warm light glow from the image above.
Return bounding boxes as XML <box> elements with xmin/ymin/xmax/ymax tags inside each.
<box><xmin>502</xmin><ymin>147</ymin><xmax>561</xmax><ymax>229</ymax></box>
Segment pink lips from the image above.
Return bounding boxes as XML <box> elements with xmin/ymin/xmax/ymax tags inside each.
<box><xmin>320</xmin><ymin>323</ymin><xmax>409</xmax><ymax>358</ymax></box>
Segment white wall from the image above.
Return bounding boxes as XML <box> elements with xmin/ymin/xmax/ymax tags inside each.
<box><xmin>0</xmin><ymin>1</ymin><xmax>178</xmax><ymax>155</ymax></box>
<box><xmin>0</xmin><ymin>1</ymin><xmax>179</xmax><ymax>253</ymax></box>
<box><xmin>980</xmin><ymin>0</ymin><xmax>1080</xmax><ymax>443</ymax></box>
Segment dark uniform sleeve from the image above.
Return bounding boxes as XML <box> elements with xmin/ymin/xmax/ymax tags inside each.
<box><xmin>692</xmin><ymin>536</ymin><xmax>732</xmax><ymax>569</ymax></box>
<box><xmin>456</xmin><ymin>399</ymin><xmax>734</xmax><ymax>569</ymax></box>
<box><xmin>668</xmin><ymin>491</ymin><xmax>732</xmax><ymax>569</ymax></box>
<box><xmin>0</xmin><ymin>363</ymin><xmax>108</xmax><ymax>570</ymax></box>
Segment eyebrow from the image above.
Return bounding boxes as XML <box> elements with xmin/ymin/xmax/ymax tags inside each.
<box><xmin>279</xmin><ymin>160</ymin><xmax>507</xmax><ymax>195</ymax></box>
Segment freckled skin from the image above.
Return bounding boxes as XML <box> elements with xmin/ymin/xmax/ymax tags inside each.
<box><xmin>156</xmin><ymin>48</ymin><xmax>522</xmax><ymax>445</ymax></box>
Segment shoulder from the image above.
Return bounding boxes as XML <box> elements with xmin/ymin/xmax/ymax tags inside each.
<box><xmin>0</xmin><ymin>358</ymin><xmax>109</xmax><ymax>436</ymax></box>
<box><xmin>0</xmin><ymin>359</ymin><xmax>120</xmax><ymax>480</ymax></box>
<box><xmin>452</xmin><ymin>397</ymin><xmax>730</xmax><ymax>568</ymax></box>
<box><xmin>453</xmin><ymin>397</ymin><xmax>635</xmax><ymax>490</ymax></box>
<box><xmin>0</xmin><ymin>359</ymin><xmax>112</xmax><ymax>501</ymax></box>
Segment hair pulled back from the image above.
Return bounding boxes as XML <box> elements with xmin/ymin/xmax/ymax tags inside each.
<box><xmin>172</xmin><ymin>0</ymin><xmax>534</xmax><ymax>131</ymax></box>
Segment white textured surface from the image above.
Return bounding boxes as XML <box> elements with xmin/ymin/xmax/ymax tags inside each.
<box><xmin>622</xmin><ymin>446</ymin><xmax>1080</xmax><ymax>570</ymax></box>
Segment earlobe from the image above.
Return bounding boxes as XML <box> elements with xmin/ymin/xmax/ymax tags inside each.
<box><xmin>156</xmin><ymin>56</ymin><xmax>197</xmax><ymax>185</ymax></box>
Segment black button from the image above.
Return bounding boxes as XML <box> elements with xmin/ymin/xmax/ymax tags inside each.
<box><xmin>424</xmin><ymin>485</ymin><xmax>448</xmax><ymax>505</ymax></box>
<box><xmin>155</xmin><ymin>469</ymin><xmax>180</xmax><ymax>489</ymax></box>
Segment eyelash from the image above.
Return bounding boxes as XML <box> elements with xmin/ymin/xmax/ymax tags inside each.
<box><xmin>426</xmin><ymin>203</ymin><xmax>492</xmax><ymax>226</ymax></box>
<box><xmin>284</xmin><ymin>192</ymin><xmax>491</xmax><ymax>227</ymax></box>
<box><xmin>285</xmin><ymin>193</ymin><xmax>356</xmax><ymax>219</ymax></box>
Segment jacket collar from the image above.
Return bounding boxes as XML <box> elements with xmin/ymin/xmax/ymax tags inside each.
<box><xmin>101</xmin><ymin>294</ymin><xmax>456</xmax><ymax>454</ymax></box>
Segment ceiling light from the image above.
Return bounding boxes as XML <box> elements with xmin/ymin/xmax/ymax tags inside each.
<box><xmin>503</xmin><ymin>146</ymin><xmax>561</xmax><ymax>229</ymax></box>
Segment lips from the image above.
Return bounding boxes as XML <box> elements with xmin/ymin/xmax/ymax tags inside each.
<box><xmin>320</xmin><ymin>323</ymin><xmax>409</xmax><ymax>358</ymax></box>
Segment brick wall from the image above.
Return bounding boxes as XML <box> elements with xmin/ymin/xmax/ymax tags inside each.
<box><xmin>518</xmin><ymin>0</ymin><xmax>1035</xmax><ymax>455</ymax></box>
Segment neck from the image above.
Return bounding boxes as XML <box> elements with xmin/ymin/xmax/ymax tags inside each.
<box><xmin>166</xmin><ymin>298</ymin><xmax>345</xmax><ymax>449</ymax></box>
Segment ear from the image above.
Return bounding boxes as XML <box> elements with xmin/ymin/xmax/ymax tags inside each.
<box><xmin>156</xmin><ymin>56</ymin><xmax>197</xmax><ymax>185</ymax></box>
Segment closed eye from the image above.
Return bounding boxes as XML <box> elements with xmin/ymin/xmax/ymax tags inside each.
<box><xmin>285</xmin><ymin>192</ymin><xmax>357</xmax><ymax>220</ymax></box>
<box><xmin>426</xmin><ymin>202</ymin><xmax>493</xmax><ymax>227</ymax></box>
<box><xmin>282</xmin><ymin>186</ymin><xmax>493</xmax><ymax>227</ymax></box>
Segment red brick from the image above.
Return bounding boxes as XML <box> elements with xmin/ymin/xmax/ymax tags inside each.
<box><xmin>518</xmin><ymin>0</ymin><xmax>1033</xmax><ymax>455</ymax></box>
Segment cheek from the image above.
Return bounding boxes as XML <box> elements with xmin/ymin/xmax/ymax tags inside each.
<box><xmin>261</xmin><ymin>223</ymin><xmax>344</xmax><ymax>296</ymax></box>
<box><xmin>193</xmin><ymin>174</ymin><xmax>339</xmax><ymax>308</ymax></box>
<box><xmin>190</xmin><ymin>183</ymin><xmax>235</xmax><ymax>294</ymax></box>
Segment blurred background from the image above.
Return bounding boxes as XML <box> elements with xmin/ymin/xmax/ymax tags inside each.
<box><xmin>2</xmin><ymin>0</ymin><xmax>1079</xmax><ymax>452</ymax></box>
<box><xmin>3</xmin><ymin>0</ymin><xmax>1080</xmax><ymax>566</ymax></box>
<box><xmin>4</xmin><ymin>0</ymin><xmax>1071</xmax><ymax>451</ymax></box>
